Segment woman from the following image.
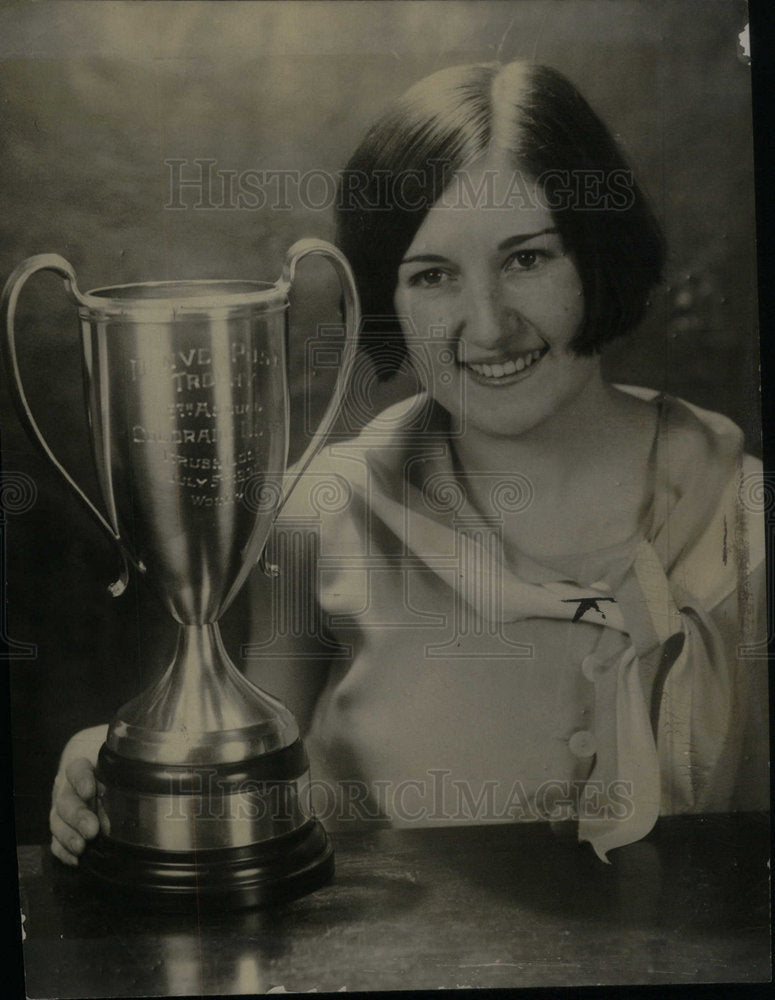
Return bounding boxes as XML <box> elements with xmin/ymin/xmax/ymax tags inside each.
<box><xmin>50</xmin><ymin>61</ymin><xmax>767</xmax><ymax>866</ymax></box>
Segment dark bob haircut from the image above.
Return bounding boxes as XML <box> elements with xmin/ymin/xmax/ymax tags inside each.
<box><xmin>335</xmin><ymin>61</ymin><xmax>664</xmax><ymax>381</ymax></box>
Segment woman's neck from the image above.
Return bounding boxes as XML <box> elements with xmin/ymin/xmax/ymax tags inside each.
<box><xmin>450</xmin><ymin>370</ymin><xmax>636</xmax><ymax>487</ymax></box>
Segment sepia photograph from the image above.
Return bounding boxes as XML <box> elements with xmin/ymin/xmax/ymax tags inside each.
<box><xmin>0</xmin><ymin>0</ymin><xmax>770</xmax><ymax>996</ymax></box>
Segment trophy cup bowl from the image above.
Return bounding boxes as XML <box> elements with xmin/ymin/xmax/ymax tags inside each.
<box><xmin>1</xmin><ymin>240</ymin><xmax>359</xmax><ymax>908</ymax></box>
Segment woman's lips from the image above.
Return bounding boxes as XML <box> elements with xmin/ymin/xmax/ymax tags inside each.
<box><xmin>459</xmin><ymin>346</ymin><xmax>548</xmax><ymax>386</ymax></box>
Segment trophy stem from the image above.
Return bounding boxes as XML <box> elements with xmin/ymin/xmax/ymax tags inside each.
<box><xmin>106</xmin><ymin>622</ymin><xmax>299</xmax><ymax>765</ymax></box>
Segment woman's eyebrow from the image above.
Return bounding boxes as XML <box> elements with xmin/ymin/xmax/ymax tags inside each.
<box><xmin>497</xmin><ymin>228</ymin><xmax>558</xmax><ymax>252</ymax></box>
<box><xmin>399</xmin><ymin>253</ymin><xmax>449</xmax><ymax>266</ymax></box>
<box><xmin>400</xmin><ymin>228</ymin><xmax>559</xmax><ymax>266</ymax></box>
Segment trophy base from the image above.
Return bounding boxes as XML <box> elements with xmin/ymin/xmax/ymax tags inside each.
<box><xmin>81</xmin><ymin>818</ymin><xmax>334</xmax><ymax>911</ymax></box>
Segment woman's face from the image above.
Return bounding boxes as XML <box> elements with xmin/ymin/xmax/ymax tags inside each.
<box><xmin>393</xmin><ymin>154</ymin><xmax>594</xmax><ymax>440</ymax></box>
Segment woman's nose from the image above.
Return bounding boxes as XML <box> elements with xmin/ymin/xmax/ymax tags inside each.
<box><xmin>460</xmin><ymin>284</ymin><xmax>514</xmax><ymax>351</ymax></box>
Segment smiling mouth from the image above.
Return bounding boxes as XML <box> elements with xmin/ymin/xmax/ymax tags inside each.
<box><xmin>460</xmin><ymin>347</ymin><xmax>548</xmax><ymax>383</ymax></box>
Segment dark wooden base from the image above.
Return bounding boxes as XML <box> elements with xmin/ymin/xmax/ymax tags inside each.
<box><xmin>79</xmin><ymin>818</ymin><xmax>334</xmax><ymax>911</ymax></box>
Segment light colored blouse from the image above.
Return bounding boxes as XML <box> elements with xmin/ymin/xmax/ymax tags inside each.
<box><xmin>247</xmin><ymin>387</ymin><xmax>768</xmax><ymax>860</ymax></box>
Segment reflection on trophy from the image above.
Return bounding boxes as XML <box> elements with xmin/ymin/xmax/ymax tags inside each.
<box><xmin>1</xmin><ymin>240</ymin><xmax>359</xmax><ymax>907</ymax></box>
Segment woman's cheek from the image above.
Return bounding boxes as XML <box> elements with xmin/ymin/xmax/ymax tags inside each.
<box><xmin>418</xmin><ymin>301</ymin><xmax>453</xmax><ymax>340</ymax></box>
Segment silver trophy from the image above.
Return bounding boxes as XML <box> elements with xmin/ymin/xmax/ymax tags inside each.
<box><xmin>1</xmin><ymin>241</ymin><xmax>359</xmax><ymax>907</ymax></box>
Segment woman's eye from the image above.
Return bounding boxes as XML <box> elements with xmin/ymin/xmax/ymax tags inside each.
<box><xmin>505</xmin><ymin>249</ymin><xmax>546</xmax><ymax>272</ymax></box>
<box><xmin>408</xmin><ymin>268</ymin><xmax>450</xmax><ymax>288</ymax></box>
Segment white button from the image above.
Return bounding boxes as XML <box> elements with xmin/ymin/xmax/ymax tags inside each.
<box><xmin>568</xmin><ymin>730</ymin><xmax>597</xmax><ymax>758</ymax></box>
<box><xmin>581</xmin><ymin>654</ymin><xmax>607</xmax><ymax>682</ymax></box>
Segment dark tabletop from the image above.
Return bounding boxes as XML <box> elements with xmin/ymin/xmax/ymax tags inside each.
<box><xmin>17</xmin><ymin>813</ymin><xmax>771</xmax><ymax>997</ymax></box>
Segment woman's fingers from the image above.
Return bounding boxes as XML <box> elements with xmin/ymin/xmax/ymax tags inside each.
<box><xmin>65</xmin><ymin>757</ymin><xmax>96</xmax><ymax>803</ymax></box>
<box><xmin>49</xmin><ymin>805</ymin><xmax>87</xmax><ymax>860</ymax></box>
<box><xmin>50</xmin><ymin>757</ymin><xmax>102</xmax><ymax>866</ymax></box>
<box><xmin>50</xmin><ymin>834</ymin><xmax>79</xmax><ymax>867</ymax></box>
<box><xmin>54</xmin><ymin>777</ymin><xmax>99</xmax><ymax>839</ymax></box>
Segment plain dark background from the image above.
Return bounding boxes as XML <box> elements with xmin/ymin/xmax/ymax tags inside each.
<box><xmin>0</xmin><ymin>0</ymin><xmax>764</xmax><ymax>849</ymax></box>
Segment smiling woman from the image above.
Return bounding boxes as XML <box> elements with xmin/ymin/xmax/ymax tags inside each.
<box><xmin>386</xmin><ymin>150</ymin><xmax>665</xmax><ymax>564</ymax></box>
<box><xmin>337</xmin><ymin>62</ymin><xmax>664</xmax><ymax>380</ymax></box>
<box><xmin>50</xmin><ymin>60</ymin><xmax>768</xmax><ymax>868</ymax></box>
<box><xmin>394</xmin><ymin>158</ymin><xmax>588</xmax><ymax>442</ymax></box>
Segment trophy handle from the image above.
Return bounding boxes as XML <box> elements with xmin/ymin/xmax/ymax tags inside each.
<box><xmin>275</xmin><ymin>238</ymin><xmax>360</xmax><ymax>514</ymax></box>
<box><xmin>0</xmin><ymin>254</ymin><xmax>130</xmax><ymax>597</ymax></box>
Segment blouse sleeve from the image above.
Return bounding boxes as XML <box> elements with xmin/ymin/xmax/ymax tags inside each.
<box><xmin>658</xmin><ymin>451</ymin><xmax>769</xmax><ymax>814</ymax></box>
<box><xmin>726</xmin><ymin>557</ymin><xmax>770</xmax><ymax>810</ymax></box>
<box><xmin>241</xmin><ymin>530</ymin><xmax>335</xmax><ymax>736</ymax></box>
<box><xmin>240</xmin><ymin>452</ymin><xmax>353</xmax><ymax>734</ymax></box>
<box><xmin>704</xmin><ymin>455</ymin><xmax>769</xmax><ymax>811</ymax></box>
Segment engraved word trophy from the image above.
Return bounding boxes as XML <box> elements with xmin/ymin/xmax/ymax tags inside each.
<box><xmin>1</xmin><ymin>241</ymin><xmax>359</xmax><ymax>907</ymax></box>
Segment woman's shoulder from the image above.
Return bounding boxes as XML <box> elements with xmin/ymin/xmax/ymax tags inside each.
<box><xmin>615</xmin><ymin>384</ymin><xmax>750</xmax><ymax>476</ymax></box>
<box><xmin>278</xmin><ymin>394</ymin><xmax>433</xmax><ymax>522</ymax></box>
<box><xmin>616</xmin><ymin>386</ymin><xmax>764</xmax><ymax>595</ymax></box>
<box><xmin>285</xmin><ymin>395</ymin><xmax>433</xmax><ymax>490</ymax></box>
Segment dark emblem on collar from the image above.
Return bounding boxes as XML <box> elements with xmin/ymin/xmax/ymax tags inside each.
<box><xmin>561</xmin><ymin>596</ymin><xmax>617</xmax><ymax>623</ymax></box>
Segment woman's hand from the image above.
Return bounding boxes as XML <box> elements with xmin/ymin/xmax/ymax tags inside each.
<box><xmin>49</xmin><ymin>725</ymin><xmax>109</xmax><ymax>866</ymax></box>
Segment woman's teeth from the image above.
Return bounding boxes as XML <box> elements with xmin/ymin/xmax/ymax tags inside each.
<box><xmin>466</xmin><ymin>349</ymin><xmax>544</xmax><ymax>379</ymax></box>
